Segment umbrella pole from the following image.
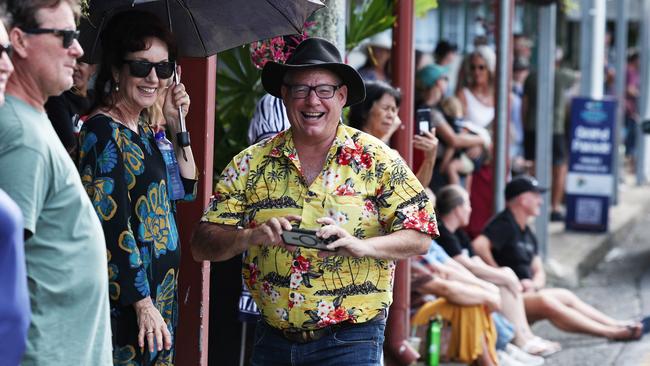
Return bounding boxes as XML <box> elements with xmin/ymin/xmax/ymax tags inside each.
<box><xmin>239</xmin><ymin>322</ymin><xmax>247</xmax><ymax>366</ymax></box>
<box><xmin>174</xmin><ymin>64</ymin><xmax>191</xmax><ymax>149</ymax></box>
<box><xmin>165</xmin><ymin>0</ymin><xmax>190</xmax><ymax>148</ymax></box>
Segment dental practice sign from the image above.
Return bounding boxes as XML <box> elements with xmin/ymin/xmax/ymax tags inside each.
<box><xmin>566</xmin><ymin>97</ymin><xmax>616</xmax><ymax>232</ymax></box>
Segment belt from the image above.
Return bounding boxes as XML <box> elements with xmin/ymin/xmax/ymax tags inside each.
<box><xmin>267</xmin><ymin>309</ymin><xmax>387</xmax><ymax>344</ymax></box>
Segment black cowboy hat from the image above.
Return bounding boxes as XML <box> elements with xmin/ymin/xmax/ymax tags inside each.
<box><xmin>262</xmin><ymin>37</ymin><xmax>366</xmax><ymax>107</ymax></box>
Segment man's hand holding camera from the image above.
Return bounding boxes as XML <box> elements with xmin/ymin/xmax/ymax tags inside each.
<box><xmin>315</xmin><ymin>217</ymin><xmax>375</xmax><ymax>258</ymax></box>
<box><xmin>247</xmin><ymin>215</ymin><xmax>302</xmax><ymax>251</ymax></box>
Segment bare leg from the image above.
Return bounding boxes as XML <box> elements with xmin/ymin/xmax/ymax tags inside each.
<box><xmin>551</xmin><ymin>163</ymin><xmax>567</xmax><ymax>213</ymax></box>
<box><xmin>446</xmin><ymin>161</ymin><xmax>461</xmax><ymax>185</ymax></box>
<box><xmin>498</xmin><ymin>286</ymin><xmax>535</xmax><ymax>344</ymax></box>
<box><xmin>465</xmin><ymin>174</ymin><xmax>473</xmax><ymax>193</ymax></box>
<box><xmin>524</xmin><ymin>291</ymin><xmax>637</xmax><ymax>339</ymax></box>
<box><xmin>475</xmin><ymin>336</ymin><xmax>496</xmax><ymax>366</ymax></box>
<box><xmin>498</xmin><ymin>286</ymin><xmax>560</xmax><ymax>354</ymax></box>
<box><xmin>541</xmin><ymin>288</ymin><xmax>619</xmax><ymax>326</ymax></box>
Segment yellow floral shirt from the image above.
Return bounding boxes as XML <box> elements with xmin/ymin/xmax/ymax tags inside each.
<box><xmin>202</xmin><ymin>124</ymin><xmax>438</xmax><ymax>330</ymax></box>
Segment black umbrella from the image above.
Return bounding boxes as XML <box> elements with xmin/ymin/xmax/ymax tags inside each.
<box><xmin>80</xmin><ymin>0</ymin><xmax>324</xmax><ymax>145</ymax></box>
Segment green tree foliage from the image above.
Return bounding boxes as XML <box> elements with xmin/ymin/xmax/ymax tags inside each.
<box><xmin>346</xmin><ymin>0</ymin><xmax>437</xmax><ymax>51</ymax></box>
<box><xmin>214</xmin><ymin>46</ymin><xmax>264</xmax><ymax>173</ymax></box>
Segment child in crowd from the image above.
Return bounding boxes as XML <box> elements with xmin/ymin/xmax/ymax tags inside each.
<box><xmin>438</xmin><ymin>96</ymin><xmax>490</xmax><ymax>189</ymax></box>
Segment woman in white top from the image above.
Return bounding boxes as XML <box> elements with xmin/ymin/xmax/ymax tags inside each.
<box><xmin>456</xmin><ymin>46</ymin><xmax>498</xmax><ymax>239</ymax></box>
<box><xmin>457</xmin><ymin>46</ymin><xmax>496</xmax><ymax>129</ymax></box>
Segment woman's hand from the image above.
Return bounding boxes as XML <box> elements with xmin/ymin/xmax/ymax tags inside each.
<box><xmin>520</xmin><ymin>278</ymin><xmax>537</xmax><ymax>293</ymax></box>
<box><xmin>134</xmin><ymin>297</ymin><xmax>172</xmax><ymax>353</ymax></box>
<box><xmin>163</xmin><ymin>65</ymin><xmax>191</xmax><ymax>134</ymax></box>
<box><xmin>413</xmin><ymin>128</ymin><xmax>439</xmax><ymax>160</ymax></box>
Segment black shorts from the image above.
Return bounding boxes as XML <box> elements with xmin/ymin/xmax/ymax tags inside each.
<box><xmin>523</xmin><ymin>131</ymin><xmax>567</xmax><ymax>166</ymax></box>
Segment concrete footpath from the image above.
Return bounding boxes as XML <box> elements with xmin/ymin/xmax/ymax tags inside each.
<box><xmin>545</xmin><ymin>177</ymin><xmax>650</xmax><ymax>288</ymax></box>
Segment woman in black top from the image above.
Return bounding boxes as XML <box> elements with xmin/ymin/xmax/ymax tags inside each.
<box><xmin>348</xmin><ymin>80</ymin><xmax>438</xmax><ymax>188</ymax></box>
<box><xmin>78</xmin><ymin>11</ymin><xmax>197</xmax><ymax>365</ymax></box>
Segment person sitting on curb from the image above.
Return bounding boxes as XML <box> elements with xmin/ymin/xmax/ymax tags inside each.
<box><xmin>411</xmin><ymin>243</ymin><xmax>500</xmax><ymax>366</ymax></box>
<box><xmin>472</xmin><ymin>175</ymin><xmax>648</xmax><ymax>341</ymax></box>
<box><xmin>434</xmin><ymin>184</ymin><xmax>561</xmax><ymax>357</ymax></box>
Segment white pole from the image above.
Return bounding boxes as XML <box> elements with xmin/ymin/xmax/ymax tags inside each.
<box><xmin>579</xmin><ymin>0</ymin><xmax>606</xmax><ymax>99</ymax></box>
<box><xmin>613</xmin><ymin>0</ymin><xmax>628</xmax><ymax>203</ymax></box>
<box><xmin>493</xmin><ymin>0</ymin><xmax>513</xmax><ymax>213</ymax></box>
<box><xmin>535</xmin><ymin>3</ymin><xmax>556</xmax><ymax>261</ymax></box>
<box><xmin>639</xmin><ymin>0</ymin><xmax>650</xmax><ymax>183</ymax></box>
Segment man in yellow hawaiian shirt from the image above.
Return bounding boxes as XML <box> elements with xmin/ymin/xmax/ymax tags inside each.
<box><xmin>192</xmin><ymin>37</ymin><xmax>438</xmax><ymax>365</ymax></box>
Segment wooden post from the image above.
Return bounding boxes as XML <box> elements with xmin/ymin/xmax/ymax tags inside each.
<box><xmin>175</xmin><ymin>55</ymin><xmax>216</xmax><ymax>366</ymax></box>
<box><xmin>385</xmin><ymin>1</ymin><xmax>418</xmax><ymax>365</ymax></box>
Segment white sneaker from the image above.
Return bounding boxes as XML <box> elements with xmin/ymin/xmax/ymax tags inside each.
<box><xmin>497</xmin><ymin>349</ymin><xmax>527</xmax><ymax>366</ymax></box>
<box><xmin>505</xmin><ymin>343</ymin><xmax>545</xmax><ymax>366</ymax></box>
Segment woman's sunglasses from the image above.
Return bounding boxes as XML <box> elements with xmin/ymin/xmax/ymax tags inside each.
<box><xmin>122</xmin><ymin>60</ymin><xmax>174</xmax><ymax>79</ymax></box>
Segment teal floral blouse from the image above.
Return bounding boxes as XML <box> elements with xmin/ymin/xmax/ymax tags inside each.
<box><xmin>79</xmin><ymin>114</ymin><xmax>196</xmax><ymax>366</ymax></box>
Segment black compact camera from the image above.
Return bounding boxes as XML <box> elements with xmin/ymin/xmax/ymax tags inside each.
<box><xmin>281</xmin><ymin>228</ymin><xmax>338</xmax><ymax>251</ymax></box>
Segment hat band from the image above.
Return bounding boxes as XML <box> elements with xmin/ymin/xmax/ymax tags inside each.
<box><xmin>288</xmin><ymin>59</ymin><xmax>339</xmax><ymax>66</ymax></box>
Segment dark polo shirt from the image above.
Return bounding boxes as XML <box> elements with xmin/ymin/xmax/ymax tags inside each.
<box><xmin>482</xmin><ymin>208</ymin><xmax>537</xmax><ymax>279</ymax></box>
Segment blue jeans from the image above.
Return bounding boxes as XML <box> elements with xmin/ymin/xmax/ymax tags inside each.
<box><xmin>250</xmin><ymin>318</ymin><xmax>386</xmax><ymax>366</ymax></box>
<box><xmin>492</xmin><ymin>312</ymin><xmax>515</xmax><ymax>351</ymax></box>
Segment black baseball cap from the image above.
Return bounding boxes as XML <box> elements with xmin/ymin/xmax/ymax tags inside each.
<box><xmin>505</xmin><ymin>176</ymin><xmax>547</xmax><ymax>201</ymax></box>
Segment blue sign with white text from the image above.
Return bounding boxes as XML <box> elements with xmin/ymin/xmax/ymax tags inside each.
<box><xmin>565</xmin><ymin>97</ymin><xmax>616</xmax><ymax>232</ymax></box>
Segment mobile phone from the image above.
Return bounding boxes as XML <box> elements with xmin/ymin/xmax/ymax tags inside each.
<box><xmin>281</xmin><ymin>228</ymin><xmax>338</xmax><ymax>252</ymax></box>
<box><xmin>415</xmin><ymin>108</ymin><xmax>432</xmax><ymax>135</ymax></box>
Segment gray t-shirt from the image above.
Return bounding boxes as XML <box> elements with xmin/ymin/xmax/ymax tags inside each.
<box><xmin>0</xmin><ymin>95</ymin><xmax>112</xmax><ymax>365</ymax></box>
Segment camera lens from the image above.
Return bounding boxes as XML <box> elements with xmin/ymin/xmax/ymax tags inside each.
<box><xmin>299</xmin><ymin>235</ymin><xmax>318</xmax><ymax>246</ymax></box>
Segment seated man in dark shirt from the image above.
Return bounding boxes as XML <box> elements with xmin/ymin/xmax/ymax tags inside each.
<box><xmin>436</xmin><ymin>185</ymin><xmax>560</xmax><ymax>356</ymax></box>
<box><xmin>472</xmin><ymin>176</ymin><xmax>644</xmax><ymax>340</ymax></box>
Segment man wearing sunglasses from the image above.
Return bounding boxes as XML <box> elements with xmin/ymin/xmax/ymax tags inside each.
<box><xmin>0</xmin><ymin>1</ymin><xmax>112</xmax><ymax>365</ymax></box>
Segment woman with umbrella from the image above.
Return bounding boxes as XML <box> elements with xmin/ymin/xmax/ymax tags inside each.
<box><xmin>78</xmin><ymin>10</ymin><xmax>196</xmax><ymax>365</ymax></box>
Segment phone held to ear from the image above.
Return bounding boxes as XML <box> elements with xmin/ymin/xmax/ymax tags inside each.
<box><xmin>281</xmin><ymin>228</ymin><xmax>338</xmax><ymax>252</ymax></box>
<box><xmin>415</xmin><ymin>108</ymin><xmax>432</xmax><ymax>135</ymax></box>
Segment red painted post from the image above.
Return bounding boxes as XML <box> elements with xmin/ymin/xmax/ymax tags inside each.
<box><xmin>391</xmin><ymin>3</ymin><xmax>415</xmax><ymax>164</ymax></box>
<box><xmin>175</xmin><ymin>55</ymin><xmax>216</xmax><ymax>366</ymax></box>
<box><xmin>385</xmin><ymin>1</ymin><xmax>418</xmax><ymax>365</ymax></box>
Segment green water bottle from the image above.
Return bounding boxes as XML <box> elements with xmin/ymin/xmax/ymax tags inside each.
<box><xmin>427</xmin><ymin>316</ymin><xmax>441</xmax><ymax>366</ymax></box>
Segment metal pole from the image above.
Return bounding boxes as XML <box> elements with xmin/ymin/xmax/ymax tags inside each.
<box><xmin>534</xmin><ymin>3</ymin><xmax>556</xmax><ymax>261</ymax></box>
<box><xmin>238</xmin><ymin>323</ymin><xmax>246</xmax><ymax>366</ymax></box>
<box><xmin>579</xmin><ymin>0</ymin><xmax>606</xmax><ymax>99</ymax></box>
<box><xmin>493</xmin><ymin>0</ymin><xmax>513</xmax><ymax>213</ymax></box>
<box><xmin>638</xmin><ymin>0</ymin><xmax>650</xmax><ymax>183</ymax></box>
<box><xmin>613</xmin><ymin>0</ymin><xmax>629</xmax><ymax>203</ymax></box>
<box><xmin>463</xmin><ymin>0</ymin><xmax>470</xmax><ymax>53</ymax></box>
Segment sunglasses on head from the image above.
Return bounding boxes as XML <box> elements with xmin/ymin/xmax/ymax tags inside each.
<box><xmin>122</xmin><ymin>60</ymin><xmax>174</xmax><ymax>79</ymax></box>
<box><xmin>21</xmin><ymin>28</ymin><xmax>80</xmax><ymax>48</ymax></box>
